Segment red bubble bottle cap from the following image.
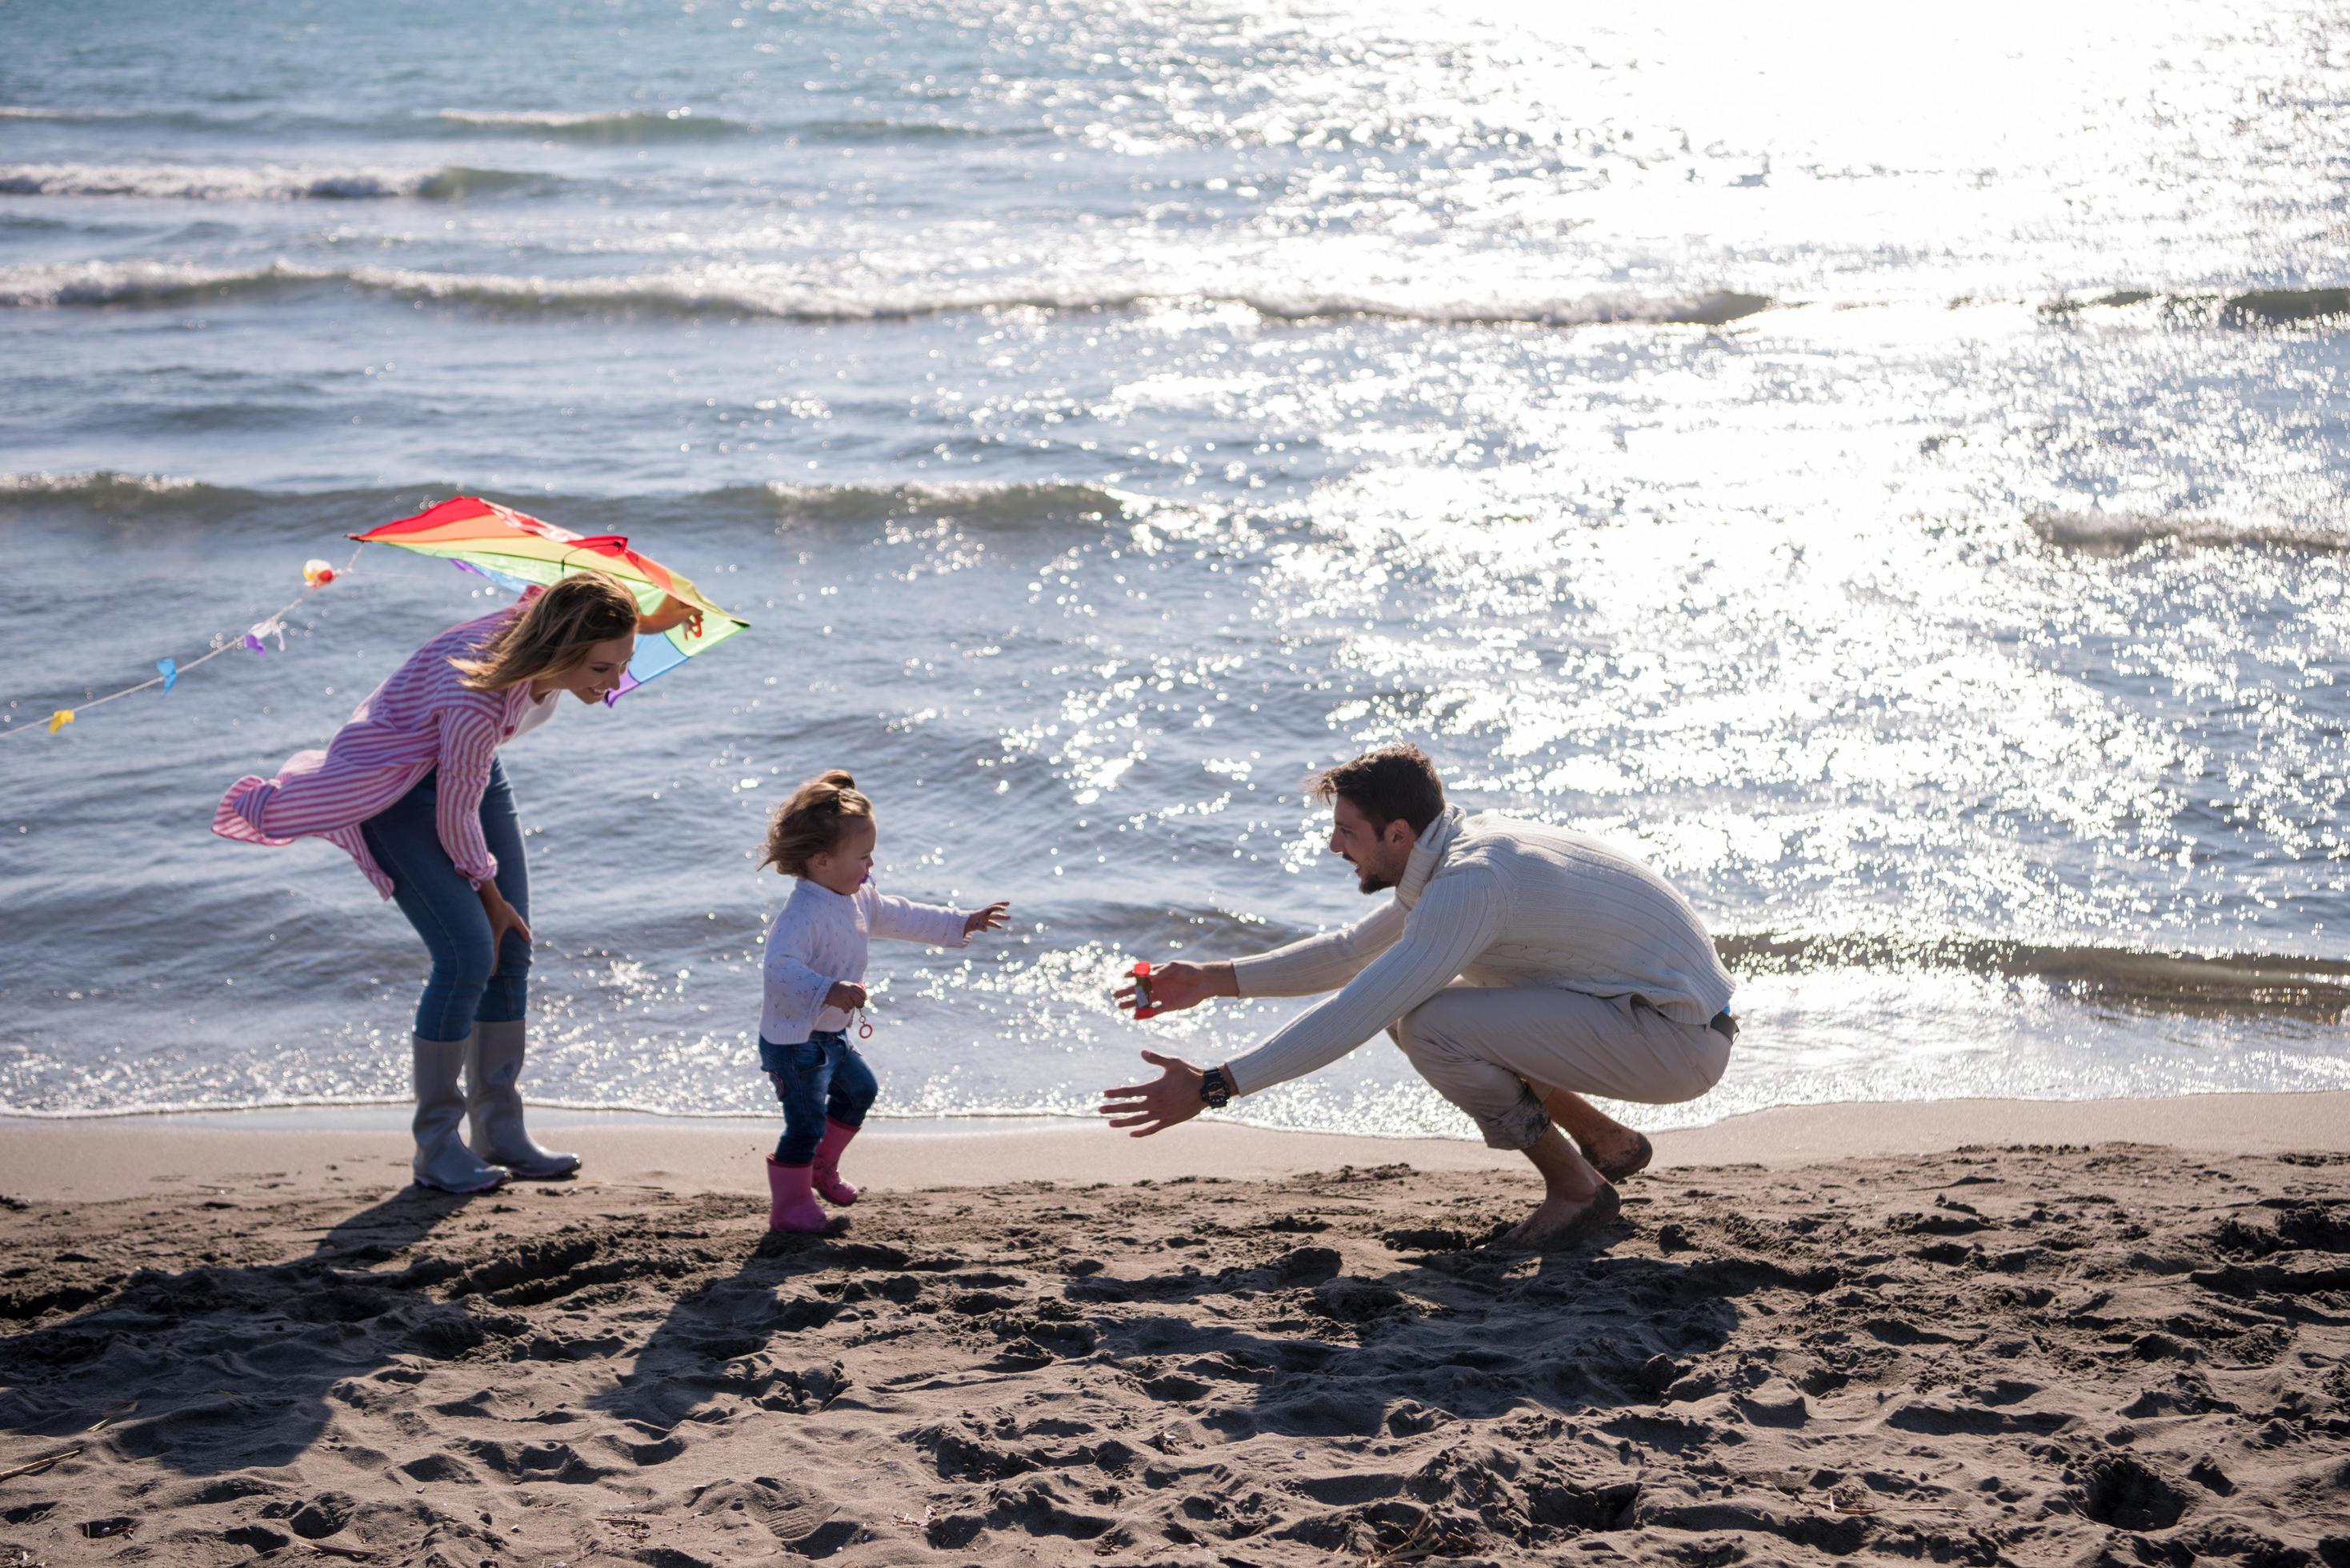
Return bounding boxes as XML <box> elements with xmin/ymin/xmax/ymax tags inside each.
<box><xmin>1129</xmin><ymin>960</ymin><xmax>1159</xmax><ymax>1019</ymax></box>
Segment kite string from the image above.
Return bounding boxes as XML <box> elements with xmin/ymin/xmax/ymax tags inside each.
<box><xmin>2</xmin><ymin>542</ymin><xmax>366</xmax><ymax>742</ymax></box>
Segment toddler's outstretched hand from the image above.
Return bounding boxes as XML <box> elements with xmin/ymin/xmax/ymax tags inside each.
<box><xmin>964</xmin><ymin>901</ymin><xmax>1011</xmax><ymax>937</ymax></box>
<box><xmin>824</xmin><ymin>980</ymin><xmax>868</xmax><ymax>1012</ymax></box>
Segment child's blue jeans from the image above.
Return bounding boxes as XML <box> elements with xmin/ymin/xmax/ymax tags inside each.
<box><xmin>759</xmin><ymin>1030</ymin><xmax>877</xmax><ymax>1164</ymax></box>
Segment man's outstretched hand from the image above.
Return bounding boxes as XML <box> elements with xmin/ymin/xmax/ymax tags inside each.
<box><xmin>1099</xmin><ymin>1050</ymin><xmax>1209</xmax><ymax>1137</ymax></box>
<box><xmin>1113</xmin><ymin>959</ymin><xmax>1234</xmax><ymax>1018</ymax></box>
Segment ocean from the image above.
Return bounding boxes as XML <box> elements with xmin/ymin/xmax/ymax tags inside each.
<box><xmin>2</xmin><ymin>0</ymin><xmax>2345</xmax><ymax>1132</ymax></box>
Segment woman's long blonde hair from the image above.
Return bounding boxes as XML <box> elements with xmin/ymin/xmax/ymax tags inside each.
<box><xmin>451</xmin><ymin>572</ymin><xmax>641</xmax><ymax>692</ymax></box>
<box><xmin>761</xmin><ymin>770</ymin><xmax>872</xmax><ymax>876</ymax></box>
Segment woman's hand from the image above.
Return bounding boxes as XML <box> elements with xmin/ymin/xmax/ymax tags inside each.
<box><xmin>964</xmin><ymin>901</ymin><xmax>1011</xmax><ymax>937</ymax></box>
<box><xmin>478</xmin><ymin>883</ymin><xmax>533</xmax><ymax>971</ymax></box>
<box><xmin>638</xmin><ymin>595</ymin><xmax>704</xmax><ymax>636</ymax></box>
<box><xmin>824</xmin><ymin>980</ymin><xmax>868</xmax><ymax>1012</ymax></box>
<box><xmin>1098</xmin><ymin>1050</ymin><xmax>1209</xmax><ymax>1137</ymax></box>
<box><xmin>1113</xmin><ymin>959</ymin><xmax>1232</xmax><ymax>1018</ymax></box>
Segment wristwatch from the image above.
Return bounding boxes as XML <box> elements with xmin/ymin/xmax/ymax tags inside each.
<box><xmin>1199</xmin><ymin>1066</ymin><xmax>1234</xmax><ymax>1109</ymax></box>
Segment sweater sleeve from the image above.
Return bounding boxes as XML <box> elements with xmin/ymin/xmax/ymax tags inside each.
<box><xmin>763</xmin><ymin>908</ymin><xmax>838</xmax><ymax>1022</ymax></box>
<box><xmin>764</xmin><ymin>950</ymin><xmax>837</xmax><ymax>1025</ymax></box>
<box><xmin>1223</xmin><ymin>870</ymin><xmax>1507</xmax><ymax>1098</ymax></box>
<box><xmin>866</xmin><ymin>889</ymin><xmax>971</xmax><ymax>948</ymax></box>
<box><xmin>433</xmin><ymin>703</ymin><xmax>504</xmax><ymax>890</ymax></box>
<box><xmin>1228</xmin><ymin>899</ymin><xmax>1407</xmax><ymax>998</ymax></box>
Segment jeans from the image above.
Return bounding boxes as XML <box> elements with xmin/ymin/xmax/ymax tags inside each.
<box><xmin>358</xmin><ymin>762</ymin><xmax>530</xmax><ymax>1042</ymax></box>
<box><xmin>759</xmin><ymin>1030</ymin><xmax>877</xmax><ymax>1165</ymax></box>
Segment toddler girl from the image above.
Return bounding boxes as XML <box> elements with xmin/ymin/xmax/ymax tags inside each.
<box><xmin>757</xmin><ymin>770</ymin><xmax>1009</xmax><ymax>1233</ymax></box>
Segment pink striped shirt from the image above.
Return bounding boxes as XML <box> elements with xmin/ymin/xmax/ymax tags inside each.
<box><xmin>212</xmin><ymin>599</ymin><xmax>551</xmax><ymax>899</ymax></box>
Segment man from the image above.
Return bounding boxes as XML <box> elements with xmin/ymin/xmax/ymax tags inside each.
<box><xmin>1099</xmin><ymin>744</ymin><xmax>1736</xmax><ymax>1248</ymax></box>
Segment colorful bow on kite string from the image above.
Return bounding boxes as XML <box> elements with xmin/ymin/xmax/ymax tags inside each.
<box><xmin>3</xmin><ymin>553</ymin><xmax>356</xmax><ymax>742</ymax></box>
<box><xmin>348</xmin><ymin>496</ymin><xmax>747</xmax><ymax>702</ymax></box>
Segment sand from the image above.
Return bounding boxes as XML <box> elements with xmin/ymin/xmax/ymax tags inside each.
<box><xmin>2</xmin><ymin>1098</ymin><xmax>2348</xmax><ymax>1566</ymax></box>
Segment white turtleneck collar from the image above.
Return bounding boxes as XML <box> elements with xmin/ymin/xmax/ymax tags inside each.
<box><xmin>1395</xmin><ymin>804</ymin><xmax>1465</xmax><ymax>909</ymax></box>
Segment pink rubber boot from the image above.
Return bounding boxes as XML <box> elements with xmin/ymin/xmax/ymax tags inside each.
<box><xmin>812</xmin><ymin>1118</ymin><xmax>861</xmax><ymax>1206</ymax></box>
<box><xmin>766</xmin><ymin>1158</ymin><xmax>827</xmax><ymax>1234</ymax></box>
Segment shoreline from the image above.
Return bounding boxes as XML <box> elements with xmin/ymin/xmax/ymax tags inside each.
<box><xmin>4</xmin><ymin>1088</ymin><xmax>2344</xmax><ymax>1202</ymax></box>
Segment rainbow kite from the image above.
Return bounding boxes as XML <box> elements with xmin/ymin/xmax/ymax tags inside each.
<box><xmin>352</xmin><ymin>498</ymin><xmax>747</xmax><ymax>702</ymax></box>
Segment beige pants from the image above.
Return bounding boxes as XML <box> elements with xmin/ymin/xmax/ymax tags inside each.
<box><xmin>1387</xmin><ymin>986</ymin><xmax>1732</xmax><ymax>1150</ymax></box>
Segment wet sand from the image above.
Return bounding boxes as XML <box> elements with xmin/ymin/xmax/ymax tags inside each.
<box><xmin>2</xmin><ymin>1097</ymin><xmax>2347</xmax><ymax>1565</ymax></box>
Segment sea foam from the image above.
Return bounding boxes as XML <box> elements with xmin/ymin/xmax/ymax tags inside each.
<box><xmin>0</xmin><ymin>258</ymin><xmax>1773</xmax><ymax>330</ymax></box>
<box><xmin>0</xmin><ymin>162</ymin><xmax>549</xmax><ymax>201</ymax></box>
<box><xmin>434</xmin><ymin>106</ymin><xmax>755</xmax><ymax>138</ymax></box>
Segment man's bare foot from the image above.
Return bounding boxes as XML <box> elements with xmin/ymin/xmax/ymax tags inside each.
<box><xmin>1535</xmin><ymin>1088</ymin><xmax>1652</xmax><ymax>1182</ymax></box>
<box><xmin>1497</xmin><ymin>1182</ymin><xmax>1621</xmax><ymax>1251</ymax></box>
<box><xmin>1577</xmin><ymin>1126</ymin><xmax>1652</xmax><ymax>1183</ymax></box>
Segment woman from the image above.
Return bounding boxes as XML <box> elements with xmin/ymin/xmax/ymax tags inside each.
<box><xmin>214</xmin><ymin>574</ymin><xmax>698</xmax><ymax>1192</ymax></box>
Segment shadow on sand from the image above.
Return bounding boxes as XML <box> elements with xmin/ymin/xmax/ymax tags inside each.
<box><xmin>581</xmin><ymin>1201</ymin><xmax>1751</xmax><ymax>1555</ymax></box>
<box><xmin>0</xmin><ymin>1185</ymin><xmax>499</xmax><ymax>1475</ymax></box>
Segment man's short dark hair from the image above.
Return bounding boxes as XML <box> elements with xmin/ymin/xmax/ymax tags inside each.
<box><xmin>1307</xmin><ymin>744</ymin><xmax>1445</xmax><ymax>833</ymax></box>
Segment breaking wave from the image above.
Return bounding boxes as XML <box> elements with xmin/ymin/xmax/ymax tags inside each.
<box><xmin>2043</xmin><ymin>285</ymin><xmax>2350</xmax><ymax>327</ymax></box>
<box><xmin>433</xmin><ymin>106</ymin><xmax>755</xmax><ymax>139</ymax></box>
<box><xmin>0</xmin><ymin>470</ymin><xmax>1165</xmax><ymax>530</ymax></box>
<box><xmin>1723</xmin><ymin>931</ymin><xmax>2350</xmax><ymax>1024</ymax></box>
<box><xmin>0</xmin><ymin>162</ymin><xmax>551</xmax><ymax>201</ymax></box>
<box><xmin>0</xmin><ymin>470</ymin><xmax>217</xmax><ymax>502</ymax></box>
<box><xmin>791</xmin><ymin>117</ymin><xmax>1004</xmax><ymax>143</ymax></box>
<box><xmin>0</xmin><ymin>104</ymin><xmax>986</xmax><ymax>145</ymax></box>
<box><xmin>0</xmin><ymin>258</ymin><xmax>1773</xmax><ymax>330</ymax></box>
<box><xmin>1249</xmin><ymin>288</ymin><xmax>1772</xmax><ymax>327</ymax></box>
<box><xmin>0</xmin><ymin>262</ymin><xmax>331</xmax><ymax>307</ymax></box>
<box><xmin>0</xmin><ymin>470</ymin><xmax>421</xmax><ymax>530</ymax></box>
<box><xmin>2224</xmin><ymin>286</ymin><xmax>2350</xmax><ymax>323</ymax></box>
<box><xmin>723</xmin><ymin>478</ymin><xmax>1164</xmax><ymax>526</ymax></box>
<box><xmin>2027</xmin><ymin>509</ymin><xmax>2350</xmax><ymax>554</ymax></box>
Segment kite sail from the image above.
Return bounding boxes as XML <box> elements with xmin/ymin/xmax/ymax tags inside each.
<box><xmin>351</xmin><ymin>497</ymin><xmax>747</xmax><ymax>702</ymax></box>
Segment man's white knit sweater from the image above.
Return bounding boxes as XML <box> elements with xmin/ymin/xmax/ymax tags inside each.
<box><xmin>1224</xmin><ymin>806</ymin><xmax>1734</xmax><ymax>1096</ymax></box>
<box><xmin>761</xmin><ymin>878</ymin><xmax>970</xmax><ymax>1044</ymax></box>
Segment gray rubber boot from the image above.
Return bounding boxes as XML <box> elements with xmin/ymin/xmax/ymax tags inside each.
<box><xmin>412</xmin><ymin>1035</ymin><xmax>506</xmax><ymax>1193</ymax></box>
<box><xmin>466</xmin><ymin>1019</ymin><xmax>581</xmax><ymax>1178</ymax></box>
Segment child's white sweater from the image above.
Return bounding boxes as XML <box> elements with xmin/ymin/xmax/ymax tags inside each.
<box><xmin>761</xmin><ymin>878</ymin><xmax>970</xmax><ymax>1044</ymax></box>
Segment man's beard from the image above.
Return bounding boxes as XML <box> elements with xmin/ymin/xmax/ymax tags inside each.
<box><xmin>1355</xmin><ymin>865</ymin><xmax>1394</xmax><ymax>894</ymax></box>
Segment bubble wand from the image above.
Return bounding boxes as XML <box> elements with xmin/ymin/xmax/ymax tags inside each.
<box><xmin>1127</xmin><ymin>961</ymin><xmax>1163</xmax><ymax>1019</ymax></box>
